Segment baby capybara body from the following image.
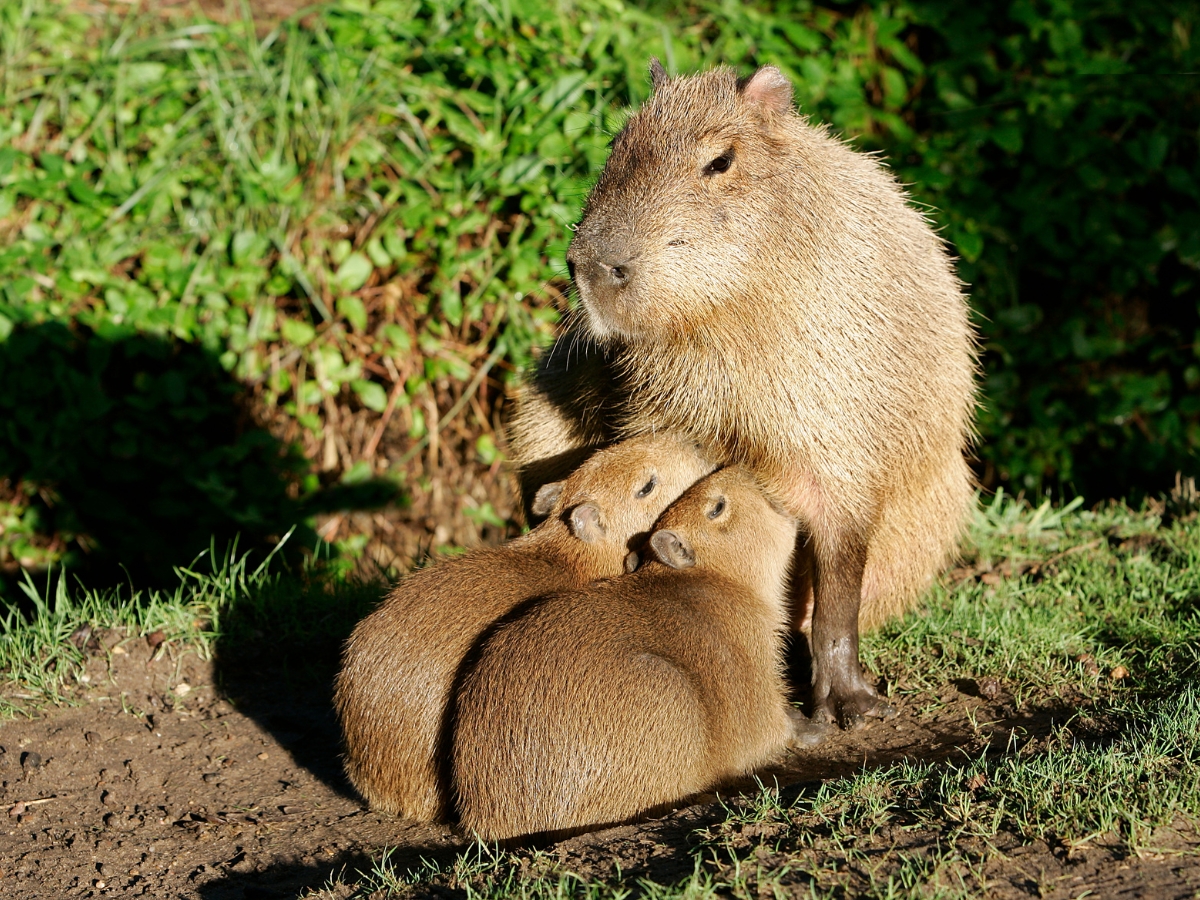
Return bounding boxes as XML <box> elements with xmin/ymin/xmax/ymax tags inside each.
<box><xmin>334</xmin><ymin>434</ymin><xmax>713</xmax><ymax>821</ymax></box>
<box><xmin>452</xmin><ymin>467</ymin><xmax>800</xmax><ymax>842</ymax></box>
<box><xmin>510</xmin><ymin>62</ymin><xmax>977</xmax><ymax>728</ymax></box>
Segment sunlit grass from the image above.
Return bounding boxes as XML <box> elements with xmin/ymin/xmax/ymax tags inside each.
<box><xmin>289</xmin><ymin>494</ymin><xmax>1200</xmax><ymax>898</ymax></box>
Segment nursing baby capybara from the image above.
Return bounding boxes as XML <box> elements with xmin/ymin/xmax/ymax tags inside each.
<box><xmin>334</xmin><ymin>434</ymin><xmax>714</xmax><ymax>821</ymax></box>
<box><xmin>452</xmin><ymin>467</ymin><xmax>803</xmax><ymax>842</ymax></box>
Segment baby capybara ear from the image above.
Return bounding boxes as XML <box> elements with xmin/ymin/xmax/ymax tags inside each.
<box><xmin>531</xmin><ymin>481</ymin><xmax>564</xmax><ymax>517</ymax></box>
<box><xmin>569</xmin><ymin>503</ymin><xmax>606</xmax><ymax>543</ymax></box>
<box><xmin>623</xmin><ymin>550</ymin><xmax>640</xmax><ymax>574</ymax></box>
<box><xmin>650</xmin><ymin>530</ymin><xmax>695</xmax><ymax>570</ymax></box>
<box><xmin>649</xmin><ymin>57</ymin><xmax>669</xmax><ymax>92</ymax></box>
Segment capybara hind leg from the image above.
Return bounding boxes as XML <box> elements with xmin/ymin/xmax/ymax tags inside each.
<box><xmin>810</xmin><ymin>534</ymin><xmax>896</xmax><ymax>729</ymax></box>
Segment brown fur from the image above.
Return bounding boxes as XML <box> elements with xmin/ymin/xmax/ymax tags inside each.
<box><xmin>333</xmin><ymin>434</ymin><xmax>714</xmax><ymax>821</ymax></box>
<box><xmin>451</xmin><ymin>467</ymin><xmax>801</xmax><ymax>842</ymax></box>
<box><xmin>508</xmin><ymin>63</ymin><xmax>977</xmax><ymax>727</ymax></box>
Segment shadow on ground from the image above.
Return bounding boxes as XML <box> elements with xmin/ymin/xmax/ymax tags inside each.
<box><xmin>0</xmin><ymin>320</ymin><xmax>400</xmax><ymax>808</ymax></box>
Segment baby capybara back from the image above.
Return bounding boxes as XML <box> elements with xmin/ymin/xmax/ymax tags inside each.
<box><xmin>451</xmin><ymin>467</ymin><xmax>800</xmax><ymax>842</ymax></box>
<box><xmin>334</xmin><ymin>434</ymin><xmax>713</xmax><ymax>822</ymax></box>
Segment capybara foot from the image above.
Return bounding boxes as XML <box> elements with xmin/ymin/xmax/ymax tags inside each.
<box><xmin>813</xmin><ymin>687</ymin><xmax>896</xmax><ymax>731</ymax></box>
<box><xmin>786</xmin><ymin>707</ymin><xmax>831</xmax><ymax>748</ymax></box>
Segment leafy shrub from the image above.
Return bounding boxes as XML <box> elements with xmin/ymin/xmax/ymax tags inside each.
<box><xmin>0</xmin><ymin>0</ymin><xmax>1195</xmax><ymax>581</ymax></box>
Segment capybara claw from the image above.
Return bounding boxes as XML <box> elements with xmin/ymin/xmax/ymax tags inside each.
<box><xmin>814</xmin><ymin>689</ymin><xmax>895</xmax><ymax>731</ymax></box>
<box><xmin>786</xmin><ymin>708</ymin><xmax>831</xmax><ymax>748</ymax></box>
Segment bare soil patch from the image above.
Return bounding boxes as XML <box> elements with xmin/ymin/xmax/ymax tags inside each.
<box><xmin>1</xmin><ymin>630</ymin><xmax>1197</xmax><ymax>898</ymax></box>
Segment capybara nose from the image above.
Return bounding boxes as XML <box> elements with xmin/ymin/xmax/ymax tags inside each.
<box><xmin>598</xmin><ymin>259</ymin><xmax>631</xmax><ymax>286</ymax></box>
<box><xmin>568</xmin><ymin>237</ymin><xmax>634</xmax><ymax>300</ymax></box>
<box><xmin>568</xmin><ymin>252</ymin><xmax>634</xmax><ymax>308</ymax></box>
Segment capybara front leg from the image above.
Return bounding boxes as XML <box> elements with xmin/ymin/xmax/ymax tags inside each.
<box><xmin>810</xmin><ymin>534</ymin><xmax>896</xmax><ymax>729</ymax></box>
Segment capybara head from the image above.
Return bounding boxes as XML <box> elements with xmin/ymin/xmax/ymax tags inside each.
<box><xmin>566</xmin><ymin>62</ymin><xmax>803</xmax><ymax>343</ymax></box>
<box><xmin>647</xmin><ymin>467</ymin><xmax>797</xmax><ymax>595</ymax></box>
<box><xmin>529</xmin><ymin>433</ymin><xmax>716</xmax><ymax>567</ymax></box>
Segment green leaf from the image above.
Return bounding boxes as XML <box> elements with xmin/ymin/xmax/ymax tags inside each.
<box><xmin>381</xmin><ymin>323</ymin><xmax>411</xmax><ymax>354</ymax></box>
<box><xmin>125</xmin><ymin>62</ymin><xmax>166</xmax><ymax>88</ymax></box>
<box><xmin>231</xmin><ymin>230</ymin><xmax>269</xmax><ymax>266</ymax></box>
<box><xmin>991</xmin><ymin>125</ymin><xmax>1024</xmax><ymax>154</ymax></box>
<box><xmin>498</xmin><ymin>154</ymin><xmax>545</xmax><ymax>187</ymax></box>
<box><xmin>439</xmin><ymin>283</ymin><xmax>463</xmax><ymax>327</ymax></box>
<box><xmin>335</xmin><ymin>252</ymin><xmax>373</xmax><ymax>293</ymax></box>
<box><xmin>280</xmin><ymin>318</ymin><xmax>316</xmax><ymax>346</ymax></box>
<box><xmin>341</xmin><ymin>459</ymin><xmax>374</xmax><ymax>484</ymax></box>
<box><xmin>475</xmin><ymin>433</ymin><xmax>503</xmax><ymax>465</ymax></box>
<box><xmin>365</xmin><ymin>237</ymin><xmax>391</xmax><ymax>268</ymax></box>
<box><xmin>337</xmin><ymin>295</ymin><xmax>368</xmax><ymax>332</ymax></box>
<box><xmin>955</xmin><ymin>231</ymin><xmax>984</xmax><ymax>263</ymax></box>
<box><xmin>352</xmin><ymin>379</ymin><xmax>388</xmax><ymax>412</ymax></box>
<box><xmin>0</xmin><ymin>148</ymin><xmax>20</xmax><ymax>177</ymax></box>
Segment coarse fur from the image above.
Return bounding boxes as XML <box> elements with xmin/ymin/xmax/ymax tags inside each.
<box><xmin>333</xmin><ymin>434</ymin><xmax>714</xmax><ymax>821</ymax></box>
<box><xmin>452</xmin><ymin>467</ymin><xmax>801</xmax><ymax>842</ymax></box>
<box><xmin>508</xmin><ymin>62</ymin><xmax>978</xmax><ymax>727</ymax></box>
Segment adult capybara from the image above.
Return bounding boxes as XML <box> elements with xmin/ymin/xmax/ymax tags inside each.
<box><xmin>508</xmin><ymin>61</ymin><xmax>977</xmax><ymax>728</ymax></box>
<box><xmin>333</xmin><ymin>434</ymin><xmax>713</xmax><ymax>821</ymax></box>
<box><xmin>452</xmin><ymin>467</ymin><xmax>802</xmax><ymax>842</ymax></box>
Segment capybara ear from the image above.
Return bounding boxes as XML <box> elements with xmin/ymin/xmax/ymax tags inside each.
<box><xmin>623</xmin><ymin>550</ymin><xmax>640</xmax><ymax>574</ymax></box>
<box><xmin>570</xmin><ymin>503</ymin><xmax>606</xmax><ymax>543</ymax></box>
<box><xmin>649</xmin><ymin>57</ymin><xmax>670</xmax><ymax>92</ymax></box>
<box><xmin>531</xmin><ymin>481</ymin><xmax>564</xmax><ymax>517</ymax></box>
<box><xmin>650</xmin><ymin>529</ymin><xmax>696</xmax><ymax>570</ymax></box>
<box><xmin>740</xmin><ymin>65</ymin><xmax>793</xmax><ymax>115</ymax></box>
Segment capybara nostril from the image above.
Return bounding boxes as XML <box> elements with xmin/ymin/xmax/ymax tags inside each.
<box><xmin>600</xmin><ymin>260</ymin><xmax>631</xmax><ymax>285</ymax></box>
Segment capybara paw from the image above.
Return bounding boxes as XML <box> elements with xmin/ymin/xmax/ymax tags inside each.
<box><xmin>786</xmin><ymin>707</ymin><xmax>831</xmax><ymax>748</ymax></box>
<box><xmin>814</xmin><ymin>689</ymin><xmax>896</xmax><ymax>731</ymax></box>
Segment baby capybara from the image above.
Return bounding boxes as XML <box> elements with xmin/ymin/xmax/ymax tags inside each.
<box><xmin>334</xmin><ymin>434</ymin><xmax>714</xmax><ymax>821</ymax></box>
<box><xmin>452</xmin><ymin>467</ymin><xmax>802</xmax><ymax>841</ymax></box>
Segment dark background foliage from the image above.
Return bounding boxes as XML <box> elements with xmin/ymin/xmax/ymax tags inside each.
<box><xmin>0</xmin><ymin>323</ymin><xmax>398</xmax><ymax>588</ymax></box>
<box><xmin>893</xmin><ymin>0</ymin><xmax>1199</xmax><ymax>497</ymax></box>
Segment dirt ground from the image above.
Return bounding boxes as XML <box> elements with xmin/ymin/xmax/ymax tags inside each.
<box><xmin>1</xmin><ymin>630</ymin><xmax>1197</xmax><ymax>899</ymax></box>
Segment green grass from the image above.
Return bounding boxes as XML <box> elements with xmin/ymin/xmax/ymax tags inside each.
<box><xmin>0</xmin><ymin>532</ymin><xmax>384</xmax><ymax>713</ymax></box>
<box><xmin>288</xmin><ymin>493</ymin><xmax>1200</xmax><ymax>899</ymax></box>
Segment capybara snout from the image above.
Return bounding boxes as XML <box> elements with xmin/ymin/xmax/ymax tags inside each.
<box><xmin>538</xmin><ymin>433</ymin><xmax>716</xmax><ymax>551</ymax></box>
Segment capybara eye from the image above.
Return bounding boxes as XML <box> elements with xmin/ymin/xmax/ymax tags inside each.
<box><xmin>707</xmin><ymin>497</ymin><xmax>727</xmax><ymax>519</ymax></box>
<box><xmin>636</xmin><ymin>475</ymin><xmax>658</xmax><ymax>498</ymax></box>
<box><xmin>703</xmin><ymin>150</ymin><xmax>735</xmax><ymax>176</ymax></box>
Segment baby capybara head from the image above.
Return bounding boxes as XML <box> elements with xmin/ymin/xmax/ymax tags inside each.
<box><xmin>566</xmin><ymin>61</ymin><xmax>801</xmax><ymax>343</ymax></box>
<box><xmin>646</xmin><ymin>467</ymin><xmax>797</xmax><ymax>593</ymax></box>
<box><xmin>529</xmin><ymin>433</ymin><xmax>716</xmax><ymax>567</ymax></box>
